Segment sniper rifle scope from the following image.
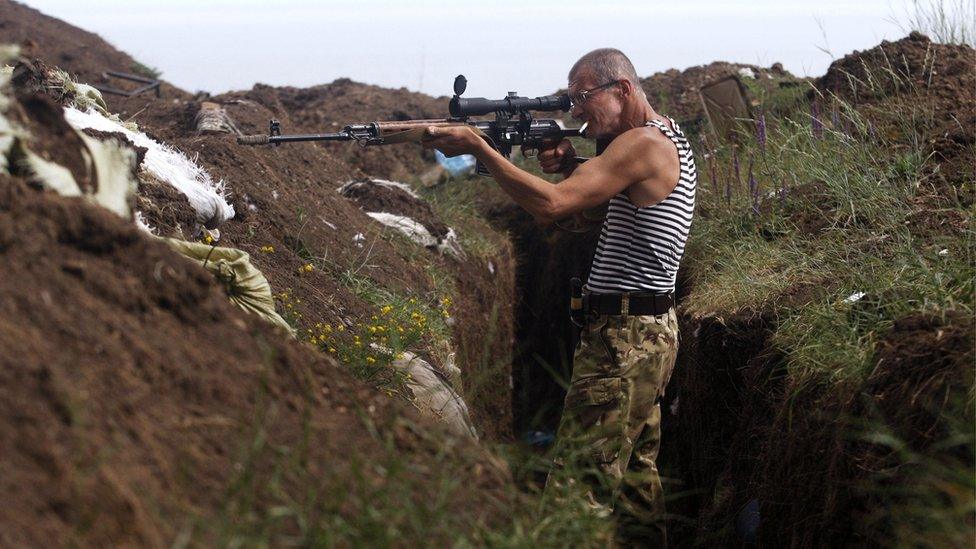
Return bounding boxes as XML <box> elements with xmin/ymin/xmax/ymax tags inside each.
<box><xmin>449</xmin><ymin>74</ymin><xmax>571</xmax><ymax>118</ymax></box>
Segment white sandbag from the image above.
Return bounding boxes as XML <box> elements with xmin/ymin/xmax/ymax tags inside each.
<box><xmin>62</xmin><ymin>107</ymin><xmax>235</xmax><ymax>229</ymax></box>
<box><xmin>390</xmin><ymin>350</ymin><xmax>478</xmax><ymax>440</ymax></box>
<box><xmin>366</xmin><ymin>211</ymin><xmax>464</xmax><ymax>259</ymax></box>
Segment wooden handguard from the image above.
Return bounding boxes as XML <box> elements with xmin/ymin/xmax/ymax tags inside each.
<box><xmin>237</xmin><ymin>134</ymin><xmax>270</xmax><ymax>145</ymax></box>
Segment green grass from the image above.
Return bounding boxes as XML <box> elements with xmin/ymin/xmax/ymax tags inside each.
<box><xmin>251</xmin><ymin>36</ymin><xmax>972</xmax><ymax>544</ymax></box>
<box><xmin>680</xmin><ymin>46</ymin><xmax>974</xmax><ymax>544</ymax></box>
<box><xmin>181</xmin><ymin>346</ymin><xmax>618</xmax><ymax>547</ymax></box>
<box><xmin>130</xmin><ymin>60</ymin><xmax>162</xmax><ymax>80</ymax></box>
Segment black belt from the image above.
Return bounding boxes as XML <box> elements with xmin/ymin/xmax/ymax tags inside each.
<box><xmin>575</xmin><ymin>292</ymin><xmax>674</xmax><ymax>317</ymax></box>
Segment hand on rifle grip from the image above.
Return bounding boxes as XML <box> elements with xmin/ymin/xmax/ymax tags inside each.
<box><xmin>536</xmin><ymin>138</ymin><xmax>576</xmax><ymax>175</ymax></box>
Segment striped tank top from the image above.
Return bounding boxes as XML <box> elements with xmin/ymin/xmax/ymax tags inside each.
<box><xmin>585</xmin><ymin>117</ymin><xmax>697</xmax><ymax>294</ymax></box>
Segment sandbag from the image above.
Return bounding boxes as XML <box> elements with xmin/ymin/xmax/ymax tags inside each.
<box><xmin>160</xmin><ymin>237</ymin><xmax>295</xmax><ymax>336</ymax></box>
<box><xmin>391</xmin><ymin>351</ymin><xmax>478</xmax><ymax>440</ymax></box>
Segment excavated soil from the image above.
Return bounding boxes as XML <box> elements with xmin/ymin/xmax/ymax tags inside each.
<box><xmin>819</xmin><ymin>32</ymin><xmax>975</xmax><ymax>197</ymax></box>
<box><xmin>340</xmin><ymin>178</ymin><xmax>449</xmax><ymax>238</ymax></box>
<box><xmin>640</xmin><ymin>61</ymin><xmax>798</xmax><ymax>125</ymax></box>
<box><xmin>7</xmin><ymin>89</ymin><xmax>94</xmax><ymax>191</ymax></box>
<box><xmin>0</xmin><ymin>0</ymin><xmax>190</xmax><ymax>112</ymax></box>
<box><xmin>156</xmin><ymin>103</ymin><xmax>516</xmax><ymax>440</ymax></box>
<box><xmin>270</xmin><ymin>79</ymin><xmax>448</xmax><ymax>180</ymax></box>
<box><xmin>6</xmin><ymin>2</ymin><xmax>974</xmax><ymax>546</ymax></box>
<box><xmin>1</xmin><ymin>0</ymin><xmax>136</xmax><ymax>84</ymax></box>
<box><xmin>1</xmin><ymin>12</ymin><xmax>517</xmax><ymax>547</ymax></box>
<box><xmin>0</xmin><ymin>174</ymin><xmax>514</xmax><ymax>546</ymax></box>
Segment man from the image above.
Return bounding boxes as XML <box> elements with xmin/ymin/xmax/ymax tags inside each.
<box><xmin>422</xmin><ymin>48</ymin><xmax>695</xmax><ymax>546</ymax></box>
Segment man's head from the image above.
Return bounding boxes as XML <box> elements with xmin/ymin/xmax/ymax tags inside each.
<box><xmin>568</xmin><ymin>48</ymin><xmax>647</xmax><ymax>138</ymax></box>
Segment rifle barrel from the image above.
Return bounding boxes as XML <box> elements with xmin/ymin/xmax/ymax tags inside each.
<box><xmin>237</xmin><ymin>132</ymin><xmax>354</xmax><ymax>146</ymax></box>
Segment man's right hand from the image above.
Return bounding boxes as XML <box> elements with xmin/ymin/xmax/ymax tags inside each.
<box><xmin>538</xmin><ymin>139</ymin><xmax>577</xmax><ymax>176</ymax></box>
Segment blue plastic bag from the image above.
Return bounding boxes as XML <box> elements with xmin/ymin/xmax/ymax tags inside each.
<box><xmin>435</xmin><ymin>149</ymin><xmax>476</xmax><ymax>176</ymax></box>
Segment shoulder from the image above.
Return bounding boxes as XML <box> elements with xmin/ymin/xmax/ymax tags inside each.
<box><xmin>604</xmin><ymin>125</ymin><xmax>676</xmax><ymax>161</ymax></box>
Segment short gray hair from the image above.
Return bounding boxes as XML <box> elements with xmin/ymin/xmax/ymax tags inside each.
<box><xmin>569</xmin><ymin>48</ymin><xmax>641</xmax><ymax>86</ymax></box>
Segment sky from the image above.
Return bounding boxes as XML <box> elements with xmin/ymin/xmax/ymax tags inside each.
<box><xmin>19</xmin><ymin>0</ymin><xmax>922</xmax><ymax>98</ymax></box>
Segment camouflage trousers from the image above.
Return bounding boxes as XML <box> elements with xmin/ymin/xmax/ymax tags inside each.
<box><xmin>547</xmin><ymin>308</ymin><xmax>679</xmax><ymax>547</ymax></box>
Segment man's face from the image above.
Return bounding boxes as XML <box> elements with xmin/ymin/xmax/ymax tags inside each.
<box><xmin>568</xmin><ymin>70</ymin><xmax>624</xmax><ymax>139</ymax></box>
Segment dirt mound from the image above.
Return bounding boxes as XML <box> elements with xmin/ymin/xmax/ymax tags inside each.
<box><xmin>640</xmin><ymin>61</ymin><xmax>797</xmax><ymax>124</ymax></box>
<box><xmin>0</xmin><ymin>0</ymin><xmax>190</xmax><ymax>112</ymax></box>
<box><xmin>1</xmin><ymin>0</ymin><xmax>135</xmax><ymax>83</ymax></box>
<box><xmin>96</xmin><ymin>81</ymin><xmax>516</xmax><ymax>440</ymax></box>
<box><xmin>0</xmin><ymin>173</ymin><xmax>514</xmax><ymax>546</ymax></box>
<box><xmin>339</xmin><ymin>178</ymin><xmax>449</xmax><ymax>238</ymax></box>
<box><xmin>4</xmin><ymin>0</ymin><xmax>516</xmax><ymax>446</ymax></box>
<box><xmin>267</xmin><ymin>79</ymin><xmax>448</xmax><ymax>180</ymax></box>
<box><xmin>819</xmin><ymin>32</ymin><xmax>975</xmax><ymax>193</ymax></box>
<box><xmin>867</xmin><ymin>310</ymin><xmax>974</xmax><ymax>447</ymax></box>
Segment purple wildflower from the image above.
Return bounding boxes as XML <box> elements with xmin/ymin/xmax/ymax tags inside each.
<box><xmin>748</xmin><ymin>153</ymin><xmax>760</xmax><ymax>216</ymax></box>
<box><xmin>725</xmin><ymin>164</ymin><xmax>733</xmax><ymax>205</ymax></box>
<box><xmin>811</xmin><ymin>100</ymin><xmax>824</xmax><ymax>140</ymax></box>
<box><xmin>709</xmin><ymin>153</ymin><xmax>719</xmax><ymax>194</ymax></box>
<box><xmin>732</xmin><ymin>144</ymin><xmax>742</xmax><ymax>190</ymax></box>
<box><xmin>755</xmin><ymin>111</ymin><xmax>767</xmax><ymax>155</ymax></box>
<box><xmin>867</xmin><ymin>120</ymin><xmax>877</xmax><ymax>140</ymax></box>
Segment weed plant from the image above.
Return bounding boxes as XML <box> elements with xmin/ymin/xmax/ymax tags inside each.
<box><xmin>682</xmin><ymin>45</ymin><xmax>973</xmax><ymax>544</ymax></box>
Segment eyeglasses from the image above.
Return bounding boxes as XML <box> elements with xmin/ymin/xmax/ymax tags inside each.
<box><xmin>568</xmin><ymin>80</ymin><xmax>619</xmax><ymax>106</ymax></box>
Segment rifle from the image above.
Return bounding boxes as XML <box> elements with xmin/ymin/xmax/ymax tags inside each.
<box><xmin>237</xmin><ymin>75</ymin><xmax>588</xmax><ymax>175</ymax></box>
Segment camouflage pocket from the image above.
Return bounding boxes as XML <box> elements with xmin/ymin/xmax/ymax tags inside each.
<box><xmin>563</xmin><ymin>376</ymin><xmax>623</xmax><ymax>465</ymax></box>
<box><xmin>565</xmin><ymin>375</ymin><xmax>621</xmax><ymax>408</ymax></box>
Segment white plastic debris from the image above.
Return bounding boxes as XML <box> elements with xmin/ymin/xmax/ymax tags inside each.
<box><xmin>738</xmin><ymin>67</ymin><xmax>757</xmax><ymax>79</ymax></box>
<box><xmin>938</xmin><ymin>248</ymin><xmax>949</xmax><ymax>257</ymax></box>
<box><xmin>133</xmin><ymin>211</ymin><xmax>155</xmax><ymax>234</ymax></box>
<box><xmin>338</xmin><ymin>178</ymin><xmax>421</xmax><ymax>199</ymax></box>
<box><xmin>366</xmin><ymin>212</ymin><xmax>464</xmax><ymax>258</ymax></box>
<box><xmin>352</xmin><ymin>232</ymin><xmax>366</xmax><ymax>248</ymax></box>
<box><xmin>488</xmin><ymin>260</ymin><xmax>495</xmax><ymax>275</ymax></box>
<box><xmin>62</xmin><ymin>107</ymin><xmax>234</xmax><ymax>229</ymax></box>
<box><xmin>439</xmin><ymin>228</ymin><xmax>465</xmax><ymax>259</ymax></box>
<box><xmin>843</xmin><ymin>291</ymin><xmax>866</xmax><ymax>304</ymax></box>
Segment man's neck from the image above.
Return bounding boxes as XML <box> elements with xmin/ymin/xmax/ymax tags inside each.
<box><xmin>615</xmin><ymin>98</ymin><xmax>657</xmax><ymax>136</ymax></box>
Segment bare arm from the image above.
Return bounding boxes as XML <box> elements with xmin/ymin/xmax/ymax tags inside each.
<box><xmin>473</xmin><ymin>127</ymin><xmax>668</xmax><ymax>223</ymax></box>
<box><xmin>422</xmin><ymin>125</ymin><xmax>672</xmax><ymax>224</ymax></box>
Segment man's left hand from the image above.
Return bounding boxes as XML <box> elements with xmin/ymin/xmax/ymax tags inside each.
<box><xmin>421</xmin><ymin>125</ymin><xmax>485</xmax><ymax>157</ymax></box>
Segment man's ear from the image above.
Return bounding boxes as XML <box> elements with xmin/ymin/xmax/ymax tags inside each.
<box><xmin>618</xmin><ymin>78</ymin><xmax>634</xmax><ymax>98</ymax></box>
